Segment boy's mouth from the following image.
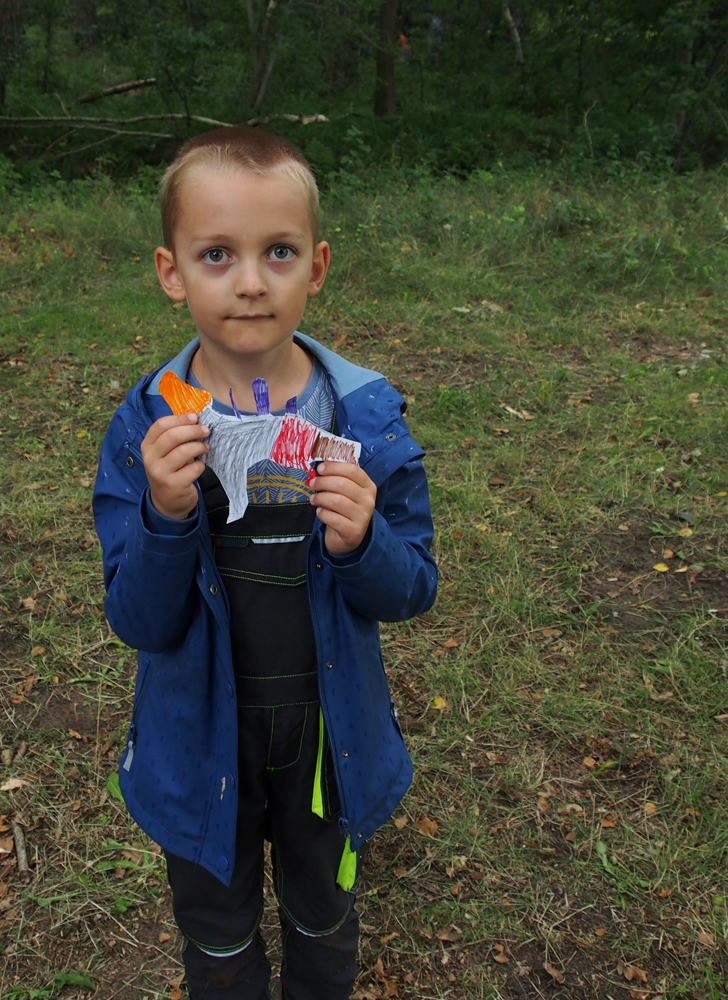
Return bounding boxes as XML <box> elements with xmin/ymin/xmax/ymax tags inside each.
<box><xmin>229</xmin><ymin>313</ymin><xmax>273</xmax><ymax>320</ymax></box>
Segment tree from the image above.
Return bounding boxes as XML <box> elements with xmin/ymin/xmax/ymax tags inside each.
<box><xmin>73</xmin><ymin>0</ymin><xmax>100</xmax><ymax>50</ymax></box>
<box><xmin>0</xmin><ymin>0</ymin><xmax>23</xmax><ymax>109</ymax></box>
<box><xmin>374</xmin><ymin>0</ymin><xmax>397</xmax><ymax>116</ymax></box>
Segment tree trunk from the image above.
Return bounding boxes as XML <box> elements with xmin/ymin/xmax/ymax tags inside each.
<box><xmin>0</xmin><ymin>0</ymin><xmax>24</xmax><ymax>108</ymax></box>
<box><xmin>374</xmin><ymin>0</ymin><xmax>397</xmax><ymax>117</ymax></box>
<box><xmin>248</xmin><ymin>0</ymin><xmax>284</xmax><ymax>110</ymax></box>
<box><xmin>502</xmin><ymin>3</ymin><xmax>524</xmax><ymax>64</ymax></box>
<box><xmin>73</xmin><ymin>0</ymin><xmax>100</xmax><ymax>50</ymax></box>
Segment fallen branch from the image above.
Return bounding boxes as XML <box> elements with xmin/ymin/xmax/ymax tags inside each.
<box><xmin>0</xmin><ymin>111</ymin><xmax>328</xmax><ymax>129</ymax></box>
<box><xmin>78</xmin><ymin>78</ymin><xmax>157</xmax><ymax>104</ymax></box>
<box><xmin>11</xmin><ymin>816</ymin><xmax>30</xmax><ymax>878</ymax></box>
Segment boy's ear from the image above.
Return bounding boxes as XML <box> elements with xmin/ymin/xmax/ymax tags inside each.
<box><xmin>307</xmin><ymin>240</ymin><xmax>330</xmax><ymax>298</ymax></box>
<box><xmin>155</xmin><ymin>246</ymin><xmax>187</xmax><ymax>302</ymax></box>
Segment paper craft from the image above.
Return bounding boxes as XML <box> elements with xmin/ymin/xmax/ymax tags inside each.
<box><xmin>159</xmin><ymin>371</ymin><xmax>361</xmax><ymax>523</ymax></box>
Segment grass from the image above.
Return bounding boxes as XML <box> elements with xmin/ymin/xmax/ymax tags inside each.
<box><xmin>1</xmin><ymin>164</ymin><xmax>727</xmax><ymax>999</ymax></box>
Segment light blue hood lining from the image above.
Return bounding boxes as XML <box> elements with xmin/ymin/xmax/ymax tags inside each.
<box><xmin>146</xmin><ymin>333</ymin><xmax>385</xmax><ymax>404</ymax></box>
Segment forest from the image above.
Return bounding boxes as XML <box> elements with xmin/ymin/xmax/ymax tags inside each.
<box><xmin>1</xmin><ymin>0</ymin><xmax>728</xmax><ymax>178</ymax></box>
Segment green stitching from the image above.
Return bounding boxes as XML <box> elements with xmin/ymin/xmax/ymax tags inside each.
<box><xmin>218</xmin><ymin>568</ymin><xmax>306</xmax><ymax>586</ymax></box>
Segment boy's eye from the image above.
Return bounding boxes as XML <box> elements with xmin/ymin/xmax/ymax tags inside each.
<box><xmin>269</xmin><ymin>245</ymin><xmax>295</xmax><ymax>262</ymax></box>
<box><xmin>202</xmin><ymin>248</ymin><xmax>230</xmax><ymax>264</ymax></box>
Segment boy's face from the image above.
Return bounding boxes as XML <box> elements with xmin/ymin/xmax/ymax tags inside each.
<box><xmin>155</xmin><ymin>166</ymin><xmax>329</xmax><ymax>364</ymax></box>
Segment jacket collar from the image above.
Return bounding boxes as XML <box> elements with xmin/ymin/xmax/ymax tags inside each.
<box><xmin>144</xmin><ymin>333</ymin><xmax>384</xmax><ymax>403</ymax></box>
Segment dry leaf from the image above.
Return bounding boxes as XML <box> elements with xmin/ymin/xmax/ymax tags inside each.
<box><xmin>697</xmin><ymin>931</ymin><xmax>715</xmax><ymax>947</ymax></box>
<box><xmin>486</xmin><ymin>752</ymin><xmax>510</xmax><ymax>764</ymax></box>
<box><xmin>30</xmin><ymin>646</ymin><xmax>46</xmax><ymax>657</ymax></box>
<box><xmin>418</xmin><ymin>817</ymin><xmax>439</xmax><ymax>838</ymax></box>
<box><xmin>653</xmin><ymin>563</ymin><xmax>670</xmax><ymax>573</ymax></box>
<box><xmin>69</xmin><ymin>730</ymin><xmax>83</xmax><ymax>740</ymax></box>
<box><xmin>541</xmin><ymin>627</ymin><xmax>562</xmax><ymax>639</ymax></box>
<box><xmin>559</xmin><ymin>803</ymin><xmax>584</xmax><ymax>814</ymax></box>
<box><xmin>493</xmin><ymin>951</ymin><xmax>510</xmax><ymax>964</ymax></box>
<box><xmin>159</xmin><ymin>931</ymin><xmax>171</xmax><ymax>943</ymax></box>
<box><xmin>600</xmin><ymin>818</ymin><xmax>617</xmax><ymax>829</ymax></box>
<box><xmin>435</xmin><ymin>924</ymin><xmax>462</xmax><ymax>943</ymax></box>
<box><xmin>393</xmin><ymin>866</ymin><xmax>406</xmax><ymax>878</ymax></box>
<box><xmin>678</xmin><ymin>527</ymin><xmax>693</xmax><ymax>537</ymax></box>
<box><xmin>644</xmin><ymin>801</ymin><xmax>658</xmax><ymax>816</ymax></box>
<box><xmin>543</xmin><ymin>962</ymin><xmax>565</xmax><ymax>984</ymax></box>
<box><xmin>443</xmin><ymin>638</ymin><xmax>459</xmax><ymax>649</ymax></box>
<box><xmin>170</xmin><ymin>990</ymin><xmax>182</xmax><ymax>1000</ymax></box>
<box><xmin>0</xmin><ymin>778</ymin><xmax>28</xmax><ymax>792</ymax></box>
<box><xmin>537</xmin><ymin>797</ymin><xmax>550</xmax><ymax>813</ymax></box>
<box><xmin>663</xmin><ymin>548</ymin><xmax>674</xmax><ymax>560</ymax></box>
<box><xmin>501</xmin><ymin>404</ymin><xmax>534</xmax><ymax>421</ymax></box>
<box><xmin>392</xmin><ymin>815</ymin><xmax>409</xmax><ymax>830</ymax></box>
<box><xmin>0</xmin><ymin>838</ymin><xmax>14</xmax><ymax>855</ymax></box>
<box><xmin>564</xmin><ymin>831</ymin><xmax>575</xmax><ymax>843</ymax></box>
<box><xmin>431</xmin><ymin>696</ymin><xmax>450</xmax><ymax>710</ymax></box>
<box><xmin>583</xmin><ymin>757</ymin><xmax>596</xmax><ymax>769</ymax></box>
<box><xmin>122</xmin><ymin>848</ymin><xmax>143</xmax><ymax>865</ymax></box>
<box><xmin>380</xmin><ymin>932</ymin><xmax>400</xmax><ymax>944</ymax></box>
<box><xmin>22</xmin><ymin>597</ymin><xmax>36</xmax><ymax>610</ymax></box>
<box><xmin>595</xmin><ymin>927</ymin><xmax>607</xmax><ymax>937</ymax></box>
<box><xmin>618</xmin><ymin>960</ymin><xmax>648</xmax><ymax>984</ymax></box>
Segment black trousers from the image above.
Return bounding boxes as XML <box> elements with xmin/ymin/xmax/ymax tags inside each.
<box><xmin>165</xmin><ymin>703</ymin><xmax>359</xmax><ymax>1000</ymax></box>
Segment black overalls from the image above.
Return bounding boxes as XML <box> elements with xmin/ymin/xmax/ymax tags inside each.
<box><xmin>164</xmin><ymin>447</ymin><xmax>360</xmax><ymax>1000</ymax></box>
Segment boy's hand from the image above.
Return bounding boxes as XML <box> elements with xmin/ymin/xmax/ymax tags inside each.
<box><xmin>141</xmin><ymin>413</ymin><xmax>210</xmax><ymax>520</ymax></box>
<box><xmin>309</xmin><ymin>462</ymin><xmax>377</xmax><ymax>556</ymax></box>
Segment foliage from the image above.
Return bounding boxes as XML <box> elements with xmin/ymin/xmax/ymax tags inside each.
<box><xmin>0</xmin><ymin>0</ymin><xmax>727</xmax><ymax>176</ymax></box>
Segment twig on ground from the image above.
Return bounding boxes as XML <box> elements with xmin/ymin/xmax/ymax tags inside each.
<box><xmin>11</xmin><ymin>815</ymin><xmax>31</xmax><ymax>878</ymax></box>
<box><xmin>520</xmin><ymin>903</ymin><xmax>595</xmax><ymax>946</ymax></box>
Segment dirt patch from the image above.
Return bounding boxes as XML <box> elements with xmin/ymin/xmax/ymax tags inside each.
<box><xmin>606</xmin><ymin>330</ymin><xmax>726</xmax><ymax>367</ymax></box>
<box><xmin>569</xmin><ymin>516</ymin><xmax>727</xmax><ymax>632</ymax></box>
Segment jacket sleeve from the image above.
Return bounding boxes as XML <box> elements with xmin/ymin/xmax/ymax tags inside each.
<box><xmin>92</xmin><ymin>409</ymin><xmax>202</xmax><ymax>653</ymax></box>
<box><xmin>322</xmin><ymin>456</ymin><xmax>437</xmax><ymax>622</ymax></box>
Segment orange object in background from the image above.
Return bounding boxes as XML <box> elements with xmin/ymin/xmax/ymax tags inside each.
<box><xmin>159</xmin><ymin>371</ymin><xmax>212</xmax><ymax>415</ymax></box>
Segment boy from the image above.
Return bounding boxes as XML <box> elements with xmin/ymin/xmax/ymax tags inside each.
<box><xmin>93</xmin><ymin>127</ymin><xmax>437</xmax><ymax>1000</ymax></box>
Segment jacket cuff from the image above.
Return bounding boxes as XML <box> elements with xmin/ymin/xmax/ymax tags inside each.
<box><xmin>323</xmin><ymin>523</ymin><xmax>373</xmax><ymax>567</ymax></box>
<box><xmin>141</xmin><ymin>489</ymin><xmax>199</xmax><ymax>537</ymax></box>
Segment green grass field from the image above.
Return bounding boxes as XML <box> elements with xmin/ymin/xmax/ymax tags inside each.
<box><xmin>1</xmin><ymin>165</ymin><xmax>727</xmax><ymax>999</ymax></box>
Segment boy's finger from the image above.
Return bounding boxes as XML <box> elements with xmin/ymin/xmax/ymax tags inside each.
<box><xmin>144</xmin><ymin>413</ymin><xmax>207</xmax><ymax>448</ymax></box>
<box><xmin>144</xmin><ymin>421</ymin><xmax>210</xmax><ymax>459</ymax></box>
<box><xmin>314</xmin><ymin>461</ymin><xmax>370</xmax><ymax>485</ymax></box>
<box><xmin>157</xmin><ymin>439</ymin><xmax>210</xmax><ymax>472</ymax></box>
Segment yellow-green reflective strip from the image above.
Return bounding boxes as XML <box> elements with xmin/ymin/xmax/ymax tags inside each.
<box><xmin>336</xmin><ymin>836</ymin><xmax>357</xmax><ymax>891</ymax></box>
<box><xmin>312</xmin><ymin>708</ymin><xmax>325</xmax><ymax>819</ymax></box>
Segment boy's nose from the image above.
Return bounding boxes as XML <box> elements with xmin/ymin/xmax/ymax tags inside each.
<box><xmin>234</xmin><ymin>260</ymin><xmax>266</xmax><ymax>298</ymax></box>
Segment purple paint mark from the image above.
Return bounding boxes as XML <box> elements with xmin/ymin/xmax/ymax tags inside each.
<box><xmin>252</xmin><ymin>378</ymin><xmax>270</xmax><ymax>415</ymax></box>
<box><xmin>285</xmin><ymin>395</ymin><xmax>298</xmax><ymax>415</ymax></box>
<box><xmin>229</xmin><ymin>388</ymin><xmax>243</xmax><ymax>420</ymax></box>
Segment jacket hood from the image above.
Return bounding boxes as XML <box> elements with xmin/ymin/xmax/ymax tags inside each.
<box><xmin>141</xmin><ymin>333</ymin><xmax>385</xmax><ymax>405</ymax></box>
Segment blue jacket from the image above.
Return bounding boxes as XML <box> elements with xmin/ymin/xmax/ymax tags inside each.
<box><xmin>93</xmin><ymin>334</ymin><xmax>437</xmax><ymax>885</ymax></box>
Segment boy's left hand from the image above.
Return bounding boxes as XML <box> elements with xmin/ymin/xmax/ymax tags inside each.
<box><xmin>309</xmin><ymin>462</ymin><xmax>377</xmax><ymax>556</ymax></box>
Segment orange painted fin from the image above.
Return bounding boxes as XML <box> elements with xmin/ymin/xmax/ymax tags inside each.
<box><xmin>159</xmin><ymin>370</ymin><xmax>212</xmax><ymax>415</ymax></box>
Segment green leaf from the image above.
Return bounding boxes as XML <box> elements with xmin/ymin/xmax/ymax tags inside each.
<box><xmin>105</xmin><ymin>772</ymin><xmax>124</xmax><ymax>804</ymax></box>
<box><xmin>54</xmin><ymin>972</ymin><xmax>95</xmax><ymax>989</ymax></box>
<box><xmin>596</xmin><ymin>840</ymin><xmax>618</xmax><ymax>875</ymax></box>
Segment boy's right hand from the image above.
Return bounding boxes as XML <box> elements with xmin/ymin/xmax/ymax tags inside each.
<box><xmin>141</xmin><ymin>413</ymin><xmax>210</xmax><ymax>520</ymax></box>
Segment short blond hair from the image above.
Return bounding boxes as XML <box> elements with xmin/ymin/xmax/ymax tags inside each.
<box><xmin>160</xmin><ymin>127</ymin><xmax>320</xmax><ymax>250</ymax></box>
